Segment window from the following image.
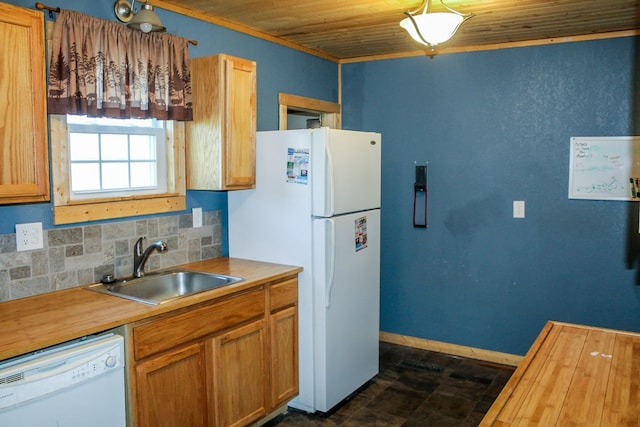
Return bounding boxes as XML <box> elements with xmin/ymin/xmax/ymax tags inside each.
<box><xmin>50</xmin><ymin>115</ymin><xmax>186</xmax><ymax>225</ymax></box>
<box><xmin>67</xmin><ymin>116</ymin><xmax>167</xmax><ymax>200</ymax></box>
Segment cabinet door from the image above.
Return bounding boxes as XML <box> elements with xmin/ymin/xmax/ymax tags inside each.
<box><xmin>0</xmin><ymin>3</ymin><xmax>49</xmax><ymax>204</ymax></box>
<box><xmin>186</xmin><ymin>54</ymin><xmax>256</xmax><ymax>191</ymax></box>
<box><xmin>223</xmin><ymin>56</ymin><xmax>256</xmax><ymax>188</ymax></box>
<box><xmin>135</xmin><ymin>343</ymin><xmax>208</xmax><ymax>427</ymax></box>
<box><xmin>270</xmin><ymin>305</ymin><xmax>299</xmax><ymax>409</ymax></box>
<box><xmin>209</xmin><ymin>319</ymin><xmax>267</xmax><ymax>427</ymax></box>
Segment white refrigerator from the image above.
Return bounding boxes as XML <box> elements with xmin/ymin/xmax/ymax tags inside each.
<box><xmin>228</xmin><ymin>127</ymin><xmax>381</xmax><ymax>413</ymax></box>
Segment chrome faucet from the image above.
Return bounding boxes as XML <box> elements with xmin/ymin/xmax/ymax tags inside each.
<box><xmin>133</xmin><ymin>237</ymin><xmax>168</xmax><ymax>278</ymax></box>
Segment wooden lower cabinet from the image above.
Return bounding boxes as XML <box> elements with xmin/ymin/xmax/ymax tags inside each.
<box><xmin>135</xmin><ymin>343</ymin><xmax>208</xmax><ymax>427</ymax></box>
<box><xmin>209</xmin><ymin>319</ymin><xmax>267</xmax><ymax>427</ymax></box>
<box><xmin>268</xmin><ymin>278</ymin><xmax>299</xmax><ymax>409</ymax></box>
<box><xmin>270</xmin><ymin>306</ymin><xmax>298</xmax><ymax>408</ymax></box>
<box><xmin>129</xmin><ymin>277</ymin><xmax>299</xmax><ymax>427</ymax></box>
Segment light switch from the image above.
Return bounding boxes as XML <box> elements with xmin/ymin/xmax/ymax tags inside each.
<box><xmin>193</xmin><ymin>207</ymin><xmax>203</xmax><ymax>228</ymax></box>
<box><xmin>513</xmin><ymin>201</ymin><xmax>525</xmax><ymax>219</ymax></box>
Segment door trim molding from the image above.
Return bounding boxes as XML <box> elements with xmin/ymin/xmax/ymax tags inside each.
<box><xmin>278</xmin><ymin>93</ymin><xmax>341</xmax><ymax>130</ymax></box>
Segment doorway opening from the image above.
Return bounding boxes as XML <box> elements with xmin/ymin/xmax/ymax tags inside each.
<box><xmin>278</xmin><ymin>93</ymin><xmax>341</xmax><ymax>130</ymax></box>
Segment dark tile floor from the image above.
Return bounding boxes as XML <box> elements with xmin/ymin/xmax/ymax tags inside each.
<box><xmin>265</xmin><ymin>341</ymin><xmax>514</xmax><ymax>426</ymax></box>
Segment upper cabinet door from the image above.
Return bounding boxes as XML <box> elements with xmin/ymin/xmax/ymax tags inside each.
<box><xmin>224</xmin><ymin>56</ymin><xmax>257</xmax><ymax>188</ymax></box>
<box><xmin>186</xmin><ymin>54</ymin><xmax>257</xmax><ymax>191</ymax></box>
<box><xmin>0</xmin><ymin>2</ymin><xmax>49</xmax><ymax>204</ymax></box>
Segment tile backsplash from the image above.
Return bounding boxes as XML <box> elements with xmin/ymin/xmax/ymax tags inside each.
<box><xmin>0</xmin><ymin>210</ymin><xmax>222</xmax><ymax>302</ymax></box>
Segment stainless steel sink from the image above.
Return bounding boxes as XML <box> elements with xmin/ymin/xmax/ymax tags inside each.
<box><xmin>86</xmin><ymin>270</ymin><xmax>244</xmax><ymax>305</ymax></box>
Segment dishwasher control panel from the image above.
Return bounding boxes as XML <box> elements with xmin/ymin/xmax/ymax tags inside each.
<box><xmin>62</xmin><ymin>344</ymin><xmax>123</xmax><ymax>384</ymax></box>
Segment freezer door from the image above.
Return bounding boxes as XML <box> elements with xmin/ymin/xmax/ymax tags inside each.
<box><xmin>311</xmin><ymin>128</ymin><xmax>381</xmax><ymax>217</ymax></box>
<box><xmin>229</xmin><ymin>129</ymin><xmax>313</xmax><ymax>264</ymax></box>
<box><xmin>312</xmin><ymin>209</ymin><xmax>380</xmax><ymax>412</ymax></box>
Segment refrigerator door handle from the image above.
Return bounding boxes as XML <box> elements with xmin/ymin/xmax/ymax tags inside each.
<box><xmin>325</xmin><ymin>218</ymin><xmax>336</xmax><ymax>308</ymax></box>
<box><xmin>326</xmin><ymin>140</ymin><xmax>336</xmax><ymax>216</ymax></box>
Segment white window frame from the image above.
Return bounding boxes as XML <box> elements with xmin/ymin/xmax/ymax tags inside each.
<box><xmin>66</xmin><ymin>117</ymin><xmax>168</xmax><ymax>200</ymax></box>
<box><xmin>50</xmin><ymin>115</ymin><xmax>186</xmax><ymax>225</ymax></box>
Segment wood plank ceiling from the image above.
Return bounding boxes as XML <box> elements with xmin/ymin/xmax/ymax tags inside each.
<box><xmin>153</xmin><ymin>0</ymin><xmax>640</xmax><ymax>62</ymax></box>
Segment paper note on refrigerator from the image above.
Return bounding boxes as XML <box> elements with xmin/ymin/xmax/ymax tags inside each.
<box><xmin>286</xmin><ymin>147</ymin><xmax>309</xmax><ymax>184</ymax></box>
<box><xmin>355</xmin><ymin>216</ymin><xmax>368</xmax><ymax>252</ymax></box>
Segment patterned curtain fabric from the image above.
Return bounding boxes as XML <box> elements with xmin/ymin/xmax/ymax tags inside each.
<box><xmin>47</xmin><ymin>10</ymin><xmax>192</xmax><ymax>121</ymax></box>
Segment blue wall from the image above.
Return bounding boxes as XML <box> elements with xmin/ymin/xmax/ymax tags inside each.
<box><xmin>0</xmin><ymin>0</ymin><xmax>339</xmax><ymax>251</ymax></box>
<box><xmin>342</xmin><ymin>38</ymin><xmax>640</xmax><ymax>355</ymax></box>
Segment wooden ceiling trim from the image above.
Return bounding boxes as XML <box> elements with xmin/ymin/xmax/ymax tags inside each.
<box><xmin>341</xmin><ymin>29</ymin><xmax>640</xmax><ymax>64</ymax></box>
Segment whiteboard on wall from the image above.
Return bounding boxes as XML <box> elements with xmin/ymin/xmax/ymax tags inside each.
<box><xmin>569</xmin><ymin>136</ymin><xmax>640</xmax><ymax>201</ymax></box>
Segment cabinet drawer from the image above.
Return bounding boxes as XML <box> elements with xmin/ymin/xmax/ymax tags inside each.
<box><xmin>270</xmin><ymin>278</ymin><xmax>298</xmax><ymax>312</ymax></box>
<box><xmin>133</xmin><ymin>289</ymin><xmax>265</xmax><ymax>360</ymax></box>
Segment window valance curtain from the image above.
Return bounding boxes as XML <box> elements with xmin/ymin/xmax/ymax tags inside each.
<box><xmin>47</xmin><ymin>10</ymin><xmax>192</xmax><ymax>121</ymax></box>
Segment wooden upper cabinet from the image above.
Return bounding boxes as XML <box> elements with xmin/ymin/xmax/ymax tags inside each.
<box><xmin>186</xmin><ymin>54</ymin><xmax>256</xmax><ymax>191</ymax></box>
<box><xmin>0</xmin><ymin>3</ymin><xmax>49</xmax><ymax>204</ymax></box>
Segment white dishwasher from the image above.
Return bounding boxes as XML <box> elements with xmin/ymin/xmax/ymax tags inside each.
<box><xmin>0</xmin><ymin>333</ymin><xmax>126</xmax><ymax>427</ymax></box>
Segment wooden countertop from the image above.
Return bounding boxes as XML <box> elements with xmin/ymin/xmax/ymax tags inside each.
<box><xmin>480</xmin><ymin>320</ymin><xmax>640</xmax><ymax>426</ymax></box>
<box><xmin>0</xmin><ymin>257</ymin><xmax>302</xmax><ymax>361</ymax></box>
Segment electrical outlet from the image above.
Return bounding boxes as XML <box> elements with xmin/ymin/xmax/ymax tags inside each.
<box><xmin>15</xmin><ymin>222</ymin><xmax>44</xmax><ymax>251</ymax></box>
<box><xmin>192</xmin><ymin>207</ymin><xmax>203</xmax><ymax>228</ymax></box>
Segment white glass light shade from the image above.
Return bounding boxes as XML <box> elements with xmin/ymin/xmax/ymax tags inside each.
<box><xmin>400</xmin><ymin>12</ymin><xmax>464</xmax><ymax>46</ymax></box>
<box><xmin>128</xmin><ymin>2</ymin><xmax>166</xmax><ymax>33</ymax></box>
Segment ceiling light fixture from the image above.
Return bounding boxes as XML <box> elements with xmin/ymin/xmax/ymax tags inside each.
<box><xmin>400</xmin><ymin>0</ymin><xmax>473</xmax><ymax>48</ymax></box>
<box><xmin>114</xmin><ymin>0</ymin><xmax>166</xmax><ymax>33</ymax></box>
